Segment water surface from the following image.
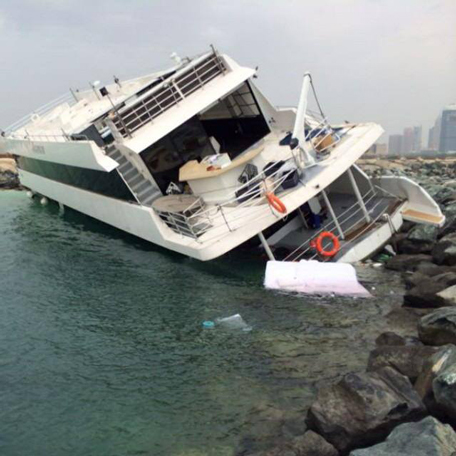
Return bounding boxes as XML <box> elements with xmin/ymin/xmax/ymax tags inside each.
<box><xmin>0</xmin><ymin>191</ymin><xmax>404</xmax><ymax>456</ymax></box>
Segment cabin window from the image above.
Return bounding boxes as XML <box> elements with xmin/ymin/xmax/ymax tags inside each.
<box><xmin>199</xmin><ymin>82</ymin><xmax>270</xmax><ymax>158</ymax></box>
<box><xmin>140</xmin><ymin>81</ymin><xmax>270</xmax><ymax>194</ymax></box>
<box><xmin>140</xmin><ymin>116</ymin><xmax>215</xmax><ymax>193</ymax></box>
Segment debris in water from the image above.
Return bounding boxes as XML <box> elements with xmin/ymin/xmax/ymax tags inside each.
<box><xmin>202</xmin><ymin>321</ymin><xmax>215</xmax><ymax>329</ymax></box>
<box><xmin>216</xmin><ymin>314</ymin><xmax>252</xmax><ymax>331</ymax></box>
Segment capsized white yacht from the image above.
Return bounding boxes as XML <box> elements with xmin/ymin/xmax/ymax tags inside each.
<box><xmin>0</xmin><ymin>47</ymin><xmax>445</xmax><ymax>262</ymax></box>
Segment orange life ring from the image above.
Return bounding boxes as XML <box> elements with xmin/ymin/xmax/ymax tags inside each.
<box><xmin>312</xmin><ymin>231</ymin><xmax>340</xmax><ymax>257</ymax></box>
<box><xmin>266</xmin><ymin>192</ymin><xmax>287</xmax><ymax>214</ymax></box>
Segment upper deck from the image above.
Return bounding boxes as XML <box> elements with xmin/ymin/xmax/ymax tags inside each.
<box><xmin>4</xmin><ymin>48</ymin><xmax>256</xmax><ymax>154</ymax></box>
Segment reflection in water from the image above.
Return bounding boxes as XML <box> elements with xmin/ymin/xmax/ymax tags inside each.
<box><xmin>0</xmin><ymin>191</ymin><xmax>404</xmax><ymax>456</ymax></box>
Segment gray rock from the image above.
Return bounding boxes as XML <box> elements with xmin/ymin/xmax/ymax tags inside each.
<box><xmin>367</xmin><ymin>345</ymin><xmax>437</xmax><ymax>381</ymax></box>
<box><xmin>306</xmin><ymin>367</ymin><xmax>425</xmax><ymax>453</ymax></box>
<box><xmin>437</xmin><ymin>285</ymin><xmax>456</xmax><ymax>306</ymax></box>
<box><xmin>408</xmin><ymin>224</ymin><xmax>439</xmax><ymax>242</ymax></box>
<box><xmin>396</xmin><ymin>225</ymin><xmax>438</xmax><ymax>254</ymax></box>
<box><xmin>404</xmin><ymin>273</ymin><xmax>456</xmax><ymax>308</ymax></box>
<box><xmin>433</xmin><ymin>233</ymin><xmax>456</xmax><ymax>266</ymax></box>
<box><xmin>0</xmin><ymin>170</ymin><xmax>19</xmax><ymax>189</ymax></box>
<box><xmin>245</xmin><ymin>432</ymin><xmax>339</xmax><ymax>456</ymax></box>
<box><xmin>291</xmin><ymin>431</ymin><xmax>339</xmax><ymax>456</ymax></box>
<box><xmin>404</xmin><ymin>271</ymin><xmax>430</xmax><ymax>289</ymax></box>
<box><xmin>419</xmin><ymin>308</ymin><xmax>456</xmax><ymax>346</ymax></box>
<box><xmin>435</xmin><ymin>186</ymin><xmax>456</xmax><ymax>205</ymax></box>
<box><xmin>397</xmin><ymin>238</ymin><xmax>434</xmax><ymax>254</ymax></box>
<box><xmin>385</xmin><ymin>254</ymin><xmax>432</xmax><ymax>272</ymax></box>
<box><xmin>434</xmin><ymin>362</ymin><xmax>456</xmax><ymax>422</ymax></box>
<box><xmin>439</xmin><ymin>203</ymin><xmax>456</xmax><ymax>238</ymax></box>
<box><xmin>416</xmin><ymin>262</ymin><xmax>456</xmax><ymax>277</ymax></box>
<box><xmin>404</xmin><ymin>280</ymin><xmax>448</xmax><ymax>308</ymax></box>
<box><xmin>415</xmin><ymin>345</ymin><xmax>456</xmax><ymax>401</ymax></box>
<box><xmin>375</xmin><ymin>332</ymin><xmax>420</xmax><ymax>347</ymax></box>
<box><xmin>350</xmin><ymin>416</ymin><xmax>456</xmax><ymax>456</ymax></box>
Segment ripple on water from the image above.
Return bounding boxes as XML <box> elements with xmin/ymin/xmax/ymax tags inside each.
<box><xmin>0</xmin><ymin>191</ymin><xmax>405</xmax><ymax>456</ymax></box>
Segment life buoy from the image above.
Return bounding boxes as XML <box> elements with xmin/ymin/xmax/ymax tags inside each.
<box><xmin>312</xmin><ymin>231</ymin><xmax>340</xmax><ymax>257</ymax></box>
<box><xmin>266</xmin><ymin>192</ymin><xmax>287</xmax><ymax>214</ymax></box>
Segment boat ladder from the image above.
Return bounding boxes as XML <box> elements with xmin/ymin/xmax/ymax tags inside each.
<box><xmin>105</xmin><ymin>144</ymin><xmax>160</xmax><ymax>207</ymax></box>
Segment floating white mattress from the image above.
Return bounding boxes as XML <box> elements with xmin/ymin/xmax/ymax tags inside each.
<box><xmin>264</xmin><ymin>260</ymin><xmax>371</xmax><ymax>297</ymax></box>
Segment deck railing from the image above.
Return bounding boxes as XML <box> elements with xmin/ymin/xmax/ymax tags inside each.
<box><xmin>153</xmin><ymin>115</ymin><xmax>354</xmax><ymax>242</ymax></box>
<box><xmin>112</xmin><ymin>52</ymin><xmax>226</xmax><ymax>138</ymax></box>
<box><xmin>153</xmin><ymin>158</ymin><xmax>301</xmax><ymax>241</ymax></box>
<box><xmin>284</xmin><ymin>186</ymin><xmax>402</xmax><ymax>262</ymax></box>
<box><xmin>4</xmin><ymin>92</ymin><xmax>78</xmax><ymax>136</ymax></box>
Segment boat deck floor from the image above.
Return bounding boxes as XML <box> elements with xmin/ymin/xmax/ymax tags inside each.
<box><xmin>276</xmin><ymin>192</ymin><xmax>398</xmax><ymax>252</ymax></box>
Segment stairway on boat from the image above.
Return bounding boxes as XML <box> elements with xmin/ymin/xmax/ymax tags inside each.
<box><xmin>105</xmin><ymin>144</ymin><xmax>160</xmax><ymax>207</ymax></box>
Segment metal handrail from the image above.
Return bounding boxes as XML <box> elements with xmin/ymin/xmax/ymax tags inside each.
<box><xmin>284</xmin><ymin>186</ymin><xmax>401</xmax><ymax>262</ymax></box>
<box><xmin>4</xmin><ymin>92</ymin><xmax>78</xmax><ymax>135</ymax></box>
<box><xmin>112</xmin><ymin>52</ymin><xmax>225</xmax><ymax>137</ymax></box>
<box><xmin>152</xmin><ymin>114</ymin><xmax>348</xmax><ymax>242</ymax></box>
<box><xmin>7</xmin><ymin>132</ymin><xmax>89</xmax><ymax>143</ymax></box>
<box><xmin>284</xmin><ymin>189</ymin><xmax>378</xmax><ymax>261</ymax></box>
<box><xmin>154</xmin><ymin>159</ymin><xmax>299</xmax><ymax>242</ymax></box>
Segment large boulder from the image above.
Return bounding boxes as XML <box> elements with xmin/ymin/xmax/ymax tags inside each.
<box><xmin>404</xmin><ymin>272</ymin><xmax>456</xmax><ymax>308</ymax></box>
<box><xmin>385</xmin><ymin>254</ymin><xmax>433</xmax><ymax>273</ymax></box>
<box><xmin>397</xmin><ymin>225</ymin><xmax>439</xmax><ymax>254</ymax></box>
<box><xmin>0</xmin><ymin>170</ymin><xmax>19</xmax><ymax>189</ymax></box>
<box><xmin>415</xmin><ymin>345</ymin><xmax>456</xmax><ymax>401</ymax></box>
<box><xmin>349</xmin><ymin>416</ymin><xmax>456</xmax><ymax>456</ymax></box>
<box><xmin>439</xmin><ymin>202</ymin><xmax>456</xmax><ymax>238</ymax></box>
<box><xmin>433</xmin><ymin>233</ymin><xmax>456</xmax><ymax>266</ymax></box>
<box><xmin>418</xmin><ymin>308</ymin><xmax>456</xmax><ymax>346</ymax></box>
<box><xmin>435</xmin><ymin>186</ymin><xmax>456</xmax><ymax>205</ymax></box>
<box><xmin>434</xmin><ymin>361</ymin><xmax>456</xmax><ymax>422</ymax></box>
<box><xmin>436</xmin><ymin>285</ymin><xmax>456</xmax><ymax>306</ymax></box>
<box><xmin>367</xmin><ymin>345</ymin><xmax>437</xmax><ymax>382</ymax></box>
<box><xmin>306</xmin><ymin>367</ymin><xmax>425</xmax><ymax>453</ymax></box>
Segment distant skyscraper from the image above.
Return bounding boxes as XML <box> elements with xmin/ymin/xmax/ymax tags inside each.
<box><xmin>440</xmin><ymin>104</ymin><xmax>456</xmax><ymax>153</ymax></box>
<box><xmin>428</xmin><ymin>126</ymin><xmax>436</xmax><ymax>150</ymax></box>
<box><xmin>403</xmin><ymin>127</ymin><xmax>414</xmax><ymax>155</ymax></box>
<box><xmin>388</xmin><ymin>134</ymin><xmax>403</xmax><ymax>156</ymax></box>
<box><xmin>433</xmin><ymin>115</ymin><xmax>442</xmax><ymax>150</ymax></box>
<box><xmin>412</xmin><ymin>126</ymin><xmax>422</xmax><ymax>153</ymax></box>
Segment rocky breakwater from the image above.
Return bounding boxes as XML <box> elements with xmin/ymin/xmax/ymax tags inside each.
<box><xmin>0</xmin><ymin>156</ymin><xmax>20</xmax><ymax>189</ymax></box>
<box><xmin>237</xmin><ymin>159</ymin><xmax>456</xmax><ymax>456</ymax></box>
<box><xmin>241</xmin><ymin>322</ymin><xmax>456</xmax><ymax>455</ymax></box>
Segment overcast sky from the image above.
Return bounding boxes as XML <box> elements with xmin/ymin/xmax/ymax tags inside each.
<box><xmin>1</xmin><ymin>0</ymin><xmax>455</xmax><ymax>143</ymax></box>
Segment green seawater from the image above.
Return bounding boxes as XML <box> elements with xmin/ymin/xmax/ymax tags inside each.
<box><xmin>0</xmin><ymin>191</ymin><xmax>405</xmax><ymax>456</ymax></box>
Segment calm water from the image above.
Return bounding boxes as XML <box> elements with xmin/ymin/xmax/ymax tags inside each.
<box><xmin>0</xmin><ymin>191</ymin><xmax>405</xmax><ymax>456</ymax></box>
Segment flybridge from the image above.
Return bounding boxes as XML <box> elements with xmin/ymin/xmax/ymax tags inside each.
<box><xmin>2</xmin><ymin>47</ymin><xmax>228</xmax><ymax>142</ymax></box>
<box><xmin>110</xmin><ymin>51</ymin><xmax>227</xmax><ymax>138</ymax></box>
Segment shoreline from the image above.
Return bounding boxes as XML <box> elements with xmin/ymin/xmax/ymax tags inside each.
<box><xmin>0</xmin><ymin>157</ymin><xmax>20</xmax><ymax>190</ymax></box>
<box><xmin>239</xmin><ymin>157</ymin><xmax>456</xmax><ymax>455</ymax></box>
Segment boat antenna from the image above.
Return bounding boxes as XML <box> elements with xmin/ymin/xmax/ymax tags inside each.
<box><xmin>309</xmin><ymin>77</ymin><xmax>325</xmax><ymax>120</ymax></box>
<box><xmin>90</xmin><ymin>81</ymin><xmax>101</xmax><ymax>100</ymax></box>
<box><xmin>113</xmin><ymin>75</ymin><xmax>122</xmax><ymax>88</ymax></box>
<box><xmin>69</xmin><ymin>87</ymin><xmax>79</xmax><ymax>102</ymax></box>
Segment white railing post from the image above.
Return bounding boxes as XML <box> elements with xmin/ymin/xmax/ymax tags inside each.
<box><xmin>347</xmin><ymin>168</ymin><xmax>371</xmax><ymax>223</ymax></box>
<box><xmin>258</xmin><ymin>232</ymin><xmax>275</xmax><ymax>261</ymax></box>
<box><xmin>321</xmin><ymin>190</ymin><xmax>345</xmax><ymax>240</ymax></box>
